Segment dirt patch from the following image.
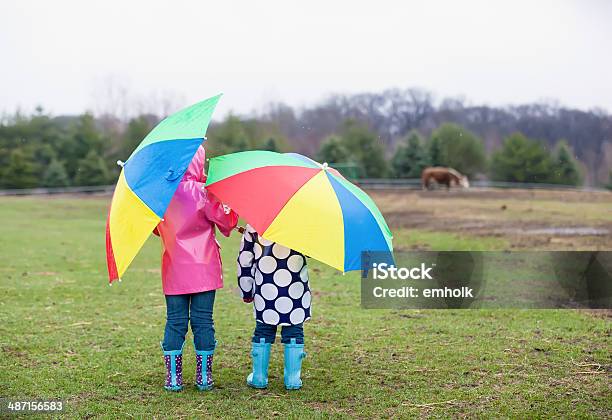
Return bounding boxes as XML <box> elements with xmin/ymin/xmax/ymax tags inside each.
<box><xmin>1</xmin><ymin>346</ymin><xmax>39</xmax><ymax>367</ymax></box>
<box><xmin>379</xmin><ymin>187</ymin><xmax>612</xmax><ymax>203</ymax></box>
<box><xmin>580</xmin><ymin>309</ymin><xmax>612</xmax><ymax>319</ymax></box>
<box><xmin>369</xmin><ymin>189</ymin><xmax>612</xmax><ymax>250</ymax></box>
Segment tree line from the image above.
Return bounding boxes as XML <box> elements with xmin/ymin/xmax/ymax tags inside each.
<box><xmin>316</xmin><ymin>120</ymin><xmax>583</xmax><ymax>185</ymax></box>
<box><xmin>259</xmin><ymin>89</ymin><xmax>611</xmax><ymax>186</ymax></box>
<box><xmin>1</xmin><ymin>88</ymin><xmax>610</xmax><ymax>189</ymax></box>
<box><xmin>0</xmin><ymin>109</ymin><xmax>292</xmax><ymax>189</ymax></box>
<box><xmin>0</xmin><ymin>109</ymin><xmax>156</xmax><ymax>189</ymax></box>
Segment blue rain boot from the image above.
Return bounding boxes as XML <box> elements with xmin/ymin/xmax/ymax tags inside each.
<box><xmin>247</xmin><ymin>338</ymin><xmax>271</xmax><ymax>389</ymax></box>
<box><xmin>283</xmin><ymin>338</ymin><xmax>306</xmax><ymax>390</ymax></box>
<box><xmin>161</xmin><ymin>342</ymin><xmax>184</xmax><ymax>392</ymax></box>
<box><xmin>195</xmin><ymin>340</ymin><xmax>216</xmax><ymax>391</ymax></box>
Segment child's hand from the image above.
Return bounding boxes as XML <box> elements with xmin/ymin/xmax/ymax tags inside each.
<box><xmin>236</xmin><ymin>226</ymin><xmax>246</xmax><ymax>234</ymax></box>
<box><xmin>243</xmin><ymin>297</ymin><xmax>254</xmax><ymax>303</ymax></box>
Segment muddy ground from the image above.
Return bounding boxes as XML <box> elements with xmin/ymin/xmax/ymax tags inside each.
<box><xmin>367</xmin><ymin>188</ymin><xmax>612</xmax><ymax>250</ymax></box>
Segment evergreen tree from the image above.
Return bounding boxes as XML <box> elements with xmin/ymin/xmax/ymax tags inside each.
<box><xmin>33</xmin><ymin>143</ymin><xmax>57</xmax><ymax>167</ymax></box>
<box><xmin>122</xmin><ymin>115</ymin><xmax>155</xmax><ymax>159</ymax></box>
<box><xmin>428</xmin><ymin>135</ymin><xmax>443</xmax><ymax>166</ymax></box>
<box><xmin>549</xmin><ymin>141</ymin><xmax>582</xmax><ymax>185</ymax></box>
<box><xmin>65</xmin><ymin>114</ymin><xmax>105</xmax><ymax>180</ymax></box>
<box><xmin>1</xmin><ymin>148</ymin><xmax>38</xmax><ymax>188</ymax></box>
<box><xmin>340</xmin><ymin>120</ymin><xmax>388</xmax><ymax>178</ymax></box>
<box><xmin>74</xmin><ymin>150</ymin><xmax>110</xmax><ymax>186</ymax></box>
<box><xmin>317</xmin><ymin>136</ymin><xmax>350</xmax><ymax>164</ymax></box>
<box><xmin>262</xmin><ymin>137</ymin><xmax>279</xmax><ymax>152</ymax></box>
<box><xmin>42</xmin><ymin>159</ymin><xmax>70</xmax><ymax>187</ymax></box>
<box><xmin>427</xmin><ymin>123</ymin><xmax>485</xmax><ymax>176</ymax></box>
<box><xmin>392</xmin><ymin>131</ymin><xmax>429</xmax><ymax>178</ymax></box>
<box><xmin>490</xmin><ymin>133</ymin><xmax>553</xmax><ymax>183</ymax></box>
<box><xmin>207</xmin><ymin>115</ymin><xmax>251</xmax><ymax>156</ymax></box>
<box><xmin>606</xmin><ymin>171</ymin><xmax>612</xmax><ymax>191</ymax></box>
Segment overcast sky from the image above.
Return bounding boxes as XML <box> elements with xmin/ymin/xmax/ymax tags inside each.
<box><xmin>1</xmin><ymin>0</ymin><xmax>611</xmax><ymax>119</ymax></box>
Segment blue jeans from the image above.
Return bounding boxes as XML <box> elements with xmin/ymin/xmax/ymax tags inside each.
<box><xmin>163</xmin><ymin>291</ymin><xmax>216</xmax><ymax>351</ymax></box>
<box><xmin>253</xmin><ymin>322</ymin><xmax>304</xmax><ymax>344</ymax></box>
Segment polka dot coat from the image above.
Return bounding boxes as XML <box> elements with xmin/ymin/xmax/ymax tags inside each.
<box><xmin>237</xmin><ymin>225</ymin><xmax>311</xmax><ymax>326</ymax></box>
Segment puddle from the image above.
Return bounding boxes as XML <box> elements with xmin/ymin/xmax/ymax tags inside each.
<box><xmin>510</xmin><ymin>227</ymin><xmax>610</xmax><ymax>236</ymax></box>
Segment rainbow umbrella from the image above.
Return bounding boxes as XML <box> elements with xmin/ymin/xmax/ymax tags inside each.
<box><xmin>205</xmin><ymin>151</ymin><xmax>393</xmax><ymax>272</ymax></box>
<box><xmin>106</xmin><ymin>94</ymin><xmax>221</xmax><ymax>283</ymax></box>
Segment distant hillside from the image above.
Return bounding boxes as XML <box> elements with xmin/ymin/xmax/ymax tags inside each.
<box><xmin>259</xmin><ymin>89</ymin><xmax>612</xmax><ymax>186</ymax></box>
<box><xmin>2</xmin><ymin>89</ymin><xmax>610</xmax><ymax>189</ymax></box>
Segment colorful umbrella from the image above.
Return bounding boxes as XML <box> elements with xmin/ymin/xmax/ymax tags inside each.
<box><xmin>205</xmin><ymin>151</ymin><xmax>393</xmax><ymax>272</ymax></box>
<box><xmin>106</xmin><ymin>94</ymin><xmax>221</xmax><ymax>283</ymax></box>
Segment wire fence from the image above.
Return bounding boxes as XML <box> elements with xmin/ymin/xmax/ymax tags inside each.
<box><xmin>356</xmin><ymin>179</ymin><xmax>610</xmax><ymax>192</ymax></box>
<box><xmin>0</xmin><ymin>180</ymin><xmax>608</xmax><ymax>196</ymax></box>
<box><xmin>0</xmin><ymin>185</ymin><xmax>115</xmax><ymax>196</ymax></box>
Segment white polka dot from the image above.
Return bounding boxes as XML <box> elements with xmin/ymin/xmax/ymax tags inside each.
<box><xmin>254</xmin><ymin>295</ymin><xmax>265</xmax><ymax>311</ymax></box>
<box><xmin>236</xmin><ymin>262</ymin><xmax>242</xmax><ymax>275</ymax></box>
<box><xmin>290</xmin><ymin>308</ymin><xmax>305</xmax><ymax>324</ymax></box>
<box><xmin>288</xmin><ymin>282</ymin><xmax>304</xmax><ymax>299</ymax></box>
<box><xmin>287</xmin><ymin>255</ymin><xmax>304</xmax><ymax>272</ymax></box>
<box><xmin>255</xmin><ymin>270</ymin><xmax>264</xmax><ymax>285</ymax></box>
<box><xmin>260</xmin><ymin>236</ymin><xmax>274</xmax><ymax>246</ymax></box>
<box><xmin>262</xmin><ymin>309</ymin><xmax>279</xmax><ymax>324</ymax></box>
<box><xmin>302</xmin><ymin>291</ymin><xmax>311</xmax><ymax>309</ymax></box>
<box><xmin>239</xmin><ymin>251</ymin><xmax>254</xmax><ymax>267</ymax></box>
<box><xmin>273</xmin><ymin>269</ymin><xmax>292</xmax><ymax>287</ymax></box>
<box><xmin>299</xmin><ymin>266</ymin><xmax>309</xmax><ymax>282</ymax></box>
<box><xmin>272</xmin><ymin>243</ymin><xmax>291</xmax><ymax>259</ymax></box>
<box><xmin>275</xmin><ymin>296</ymin><xmax>293</xmax><ymax>314</ymax></box>
<box><xmin>243</xmin><ymin>231</ymin><xmax>253</xmax><ymax>242</ymax></box>
<box><xmin>260</xmin><ymin>283</ymin><xmax>278</xmax><ymax>300</ymax></box>
<box><xmin>239</xmin><ymin>276</ymin><xmax>252</xmax><ymax>292</ymax></box>
<box><xmin>254</xmin><ymin>242</ymin><xmax>263</xmax><ymax>259</ymax></box>
<box><xmin>258</xmin><ymin>256</ymin><xmax>277</xmax><ymax>273</ymax></box>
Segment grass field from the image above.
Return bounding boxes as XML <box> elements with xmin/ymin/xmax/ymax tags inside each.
<box><xmin>0</xmin><ymin>191</ymin><xmax>610</xmax><ymax>418</ymax></box>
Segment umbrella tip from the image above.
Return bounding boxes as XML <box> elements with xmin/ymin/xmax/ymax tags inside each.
<box><xmin>116</xmin><ymin>160</ymin><xmax>125</xmax><ymax>168</ymax></box>
<box><xmin>322</xmin><ymin>162</ymin><xmax>329</xmax><ymax>170</ymax></box>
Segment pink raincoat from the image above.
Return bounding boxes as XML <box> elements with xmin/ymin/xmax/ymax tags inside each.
<box><xmin>154</xmin><ymin>146</ymin><xmax>238</xmax><ymax>295</ymax></box>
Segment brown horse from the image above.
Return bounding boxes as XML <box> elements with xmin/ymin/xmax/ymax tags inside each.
<box><xmin>421</xmin><ymin>167</ymin><xmax>470</xmax><ymax>190</ymax></box>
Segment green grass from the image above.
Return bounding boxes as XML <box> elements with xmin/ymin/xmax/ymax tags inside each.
<box><xmin>0</xmin><ymin>196</ymin><xmax>609</xmax><ymax>418</ymax></box>
<box><xmin>392</xmin><ymin>229</ymin><xmax>509</xmax><ymax>251</ymax></box>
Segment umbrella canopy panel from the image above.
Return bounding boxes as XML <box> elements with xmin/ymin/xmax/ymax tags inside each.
<box><xmin>106</xmin><ymin>94</ymin><xmax>221</xmax><ymax>282</ymax></box>
<box><xmin>206</xmin><ymin>151</ymin><xmax>393</xmax><ymax>272</ymax></box>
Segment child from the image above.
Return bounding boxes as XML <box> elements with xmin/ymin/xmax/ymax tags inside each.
<box><xmin>237</xmin><ymin>225</ymin><xmax>310</xmax><ymax>390</ymax></box>
<box><xmin>154</xmin><ymin>146</ymin><xmax>238</xmax><ymax>391</ymax></box>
